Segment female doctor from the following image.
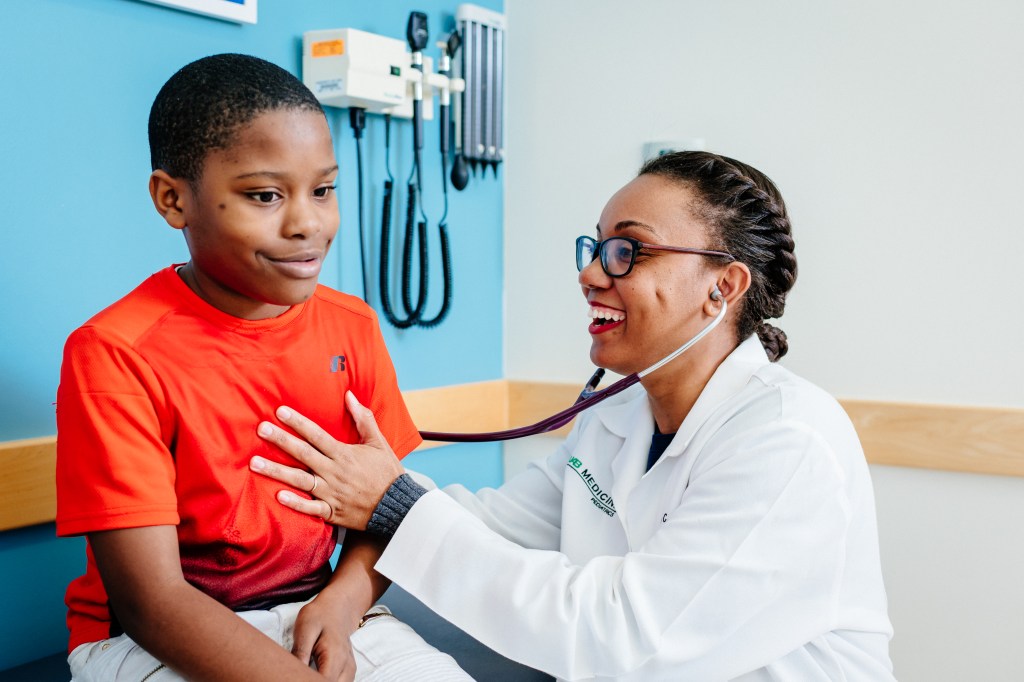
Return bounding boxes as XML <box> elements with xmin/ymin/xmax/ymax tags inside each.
<box><xmin>251</xmin><ymin>151</ymin><xmax>896</xmax><ymax>681</ymax></box>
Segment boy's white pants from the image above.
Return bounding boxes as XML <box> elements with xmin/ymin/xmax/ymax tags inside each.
<box><xmin>67</xmin><ymin>601</ymin><xmax>473</xmax><ymax>681</ymax></box>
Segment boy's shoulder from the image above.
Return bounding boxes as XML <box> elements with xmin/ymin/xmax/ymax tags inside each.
<box><xmin>72</xmin><ymin>265</ymin><xmax>183</xmax><ymax>348</ymax></box>
<box><xmin>309</xmin><ymin>284</ymin><xmax>380</xmax><ymax>325</ymax></box>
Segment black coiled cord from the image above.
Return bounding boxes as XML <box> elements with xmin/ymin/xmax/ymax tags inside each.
<box><xmin>377</xmin><ymin>113</ymin><xmax>452</xmax><ymax>329</ymax></box>
<box><xmin>378</xmin><ymin>114</ymin><xmax>418</xmax><ymax>328</ymax></box>
<box><xmin>414</xmin><ymin>146</ymin><xmax>452</xmax><ymax>328</ymax></box>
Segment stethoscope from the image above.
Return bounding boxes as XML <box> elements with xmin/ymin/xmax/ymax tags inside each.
<box><xmin>419</xmin><ymin>294</ymin><xmax>728</xmax><ymax>442</ymax></box>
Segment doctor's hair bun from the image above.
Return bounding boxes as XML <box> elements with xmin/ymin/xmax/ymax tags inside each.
<box><xmin>756</xmin><ymin>323</ymin><xmax>788</xmax><ymax>363</ymax></box>
<box><xmin>149</xmin><ymin>53</ymin><xmax>324</xmax><ymax>183</ymax></box>
<box><xmin>639</xmin><ymin>151</ymin><xmax>797</xmax><ymax>361</ymax></box>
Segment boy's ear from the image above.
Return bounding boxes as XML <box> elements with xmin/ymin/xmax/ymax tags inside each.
<box><xmin>149</xmin><ymin>170</ymin><xmax>190</xmax><ymax>230</ymax></box>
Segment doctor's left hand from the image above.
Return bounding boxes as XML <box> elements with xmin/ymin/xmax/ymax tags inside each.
<box><xmin>251</xmin><ymin>391</ymin><xmax>405</xmax><ymax>530</ymax></box>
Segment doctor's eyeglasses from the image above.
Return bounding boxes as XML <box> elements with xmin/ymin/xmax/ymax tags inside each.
<box><xmin>576</xmin><ymin>235</ymin><xmax>735</xmax><ymax>278</ymax></box>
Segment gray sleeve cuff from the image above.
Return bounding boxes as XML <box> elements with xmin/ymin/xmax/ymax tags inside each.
<box><xmin>366</xmin><ymin>473</ymin><xmax>427</xmax><ymax>538</ymax></box>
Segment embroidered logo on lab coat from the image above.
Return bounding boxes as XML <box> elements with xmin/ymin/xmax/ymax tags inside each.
<box><xmin>567</xmin><ymin>457</ymin><xmax>616</xmax><ymax>518</ymax></box>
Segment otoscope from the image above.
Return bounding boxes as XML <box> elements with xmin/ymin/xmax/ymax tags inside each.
<box><xmin>378</xmin><ymin>12</ymin><xmax>454</xmax><ymax>329</ymax></box>
<box><xmin>439</xmin><ymin>30</ymin><xmax>462</xmax><ymax>194</ymax></box>
<box><xmin>419</xmin><ymin>296</ymin><xmax>729</xmax><ymax>442</ymax></box>
<box><xmin>407</xmin><ymin>12</ymin><xmax>427</xmax><ymax>194</ymax></box>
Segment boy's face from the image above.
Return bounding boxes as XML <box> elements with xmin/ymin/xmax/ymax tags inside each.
<box><xmin>161</xmin><ymin>108</ymin><xmax>340</xmax><ymax>320</ymax></box>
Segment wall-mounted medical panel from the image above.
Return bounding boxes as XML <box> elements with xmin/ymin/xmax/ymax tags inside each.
<box><xmin>456</xmin><ymin>4</ymin><xmax>506</xmax><ymax>176</ymax></box>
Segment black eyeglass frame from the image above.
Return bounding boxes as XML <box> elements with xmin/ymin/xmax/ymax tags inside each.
<box><xmin>576</xmin><ymin>235</ymin><xmax>735</xmax><ymax>278</ymax></box>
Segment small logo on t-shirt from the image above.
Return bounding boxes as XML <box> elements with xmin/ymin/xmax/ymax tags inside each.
<box><xmin>330</xmin><ymin>355</ymin><xmax>346</xmax><ymax>372</ymax></box>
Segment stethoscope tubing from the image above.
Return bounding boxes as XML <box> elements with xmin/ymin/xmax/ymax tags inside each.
<box><xmin>419</xmin><ymin>299</ymin><xmax>728</xmax><ymax>442</ymax></box>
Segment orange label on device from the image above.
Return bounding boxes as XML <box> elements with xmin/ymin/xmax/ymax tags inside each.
<box><xmin>311</xmin><ymin>40</ymin><xmax>344</xmax><ymax>58</ymax></box>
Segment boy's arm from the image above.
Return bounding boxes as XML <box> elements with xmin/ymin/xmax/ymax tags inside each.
<box><xmin>90</xmin><ymin>525</ymin><xmax>326</xmax><ymax>682</ymax></box>
<box><xmin>293</xmin><ymin>531</ymin><xmax>391</xmax><ymax>670</ymax></box>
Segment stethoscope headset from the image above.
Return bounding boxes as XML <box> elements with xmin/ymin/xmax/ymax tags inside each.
<box><xmin>420</xmin><ymin>287</ymin><xmax>728</xmax><ymax>442</ymax></box>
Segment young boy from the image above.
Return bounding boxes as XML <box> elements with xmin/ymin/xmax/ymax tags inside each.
<box><xmin>55</xmin><ymin>53</ymin><xmax>457</xmax><ymax>681</ymax></box>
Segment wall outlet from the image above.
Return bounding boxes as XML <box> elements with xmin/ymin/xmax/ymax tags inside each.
<box><xmin>642</xmin><ymin>138</ymin><xmax>706</xmax><ymax>161</ymax></box>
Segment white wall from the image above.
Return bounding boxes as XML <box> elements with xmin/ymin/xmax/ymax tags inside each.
<box><xmin>504</xmin><ymin>0</ymin><xmax>1024</xmax><ymax>401</ymax></box>
<box><xmin>503</xmin><ymin>1</ymin><xmax>1024</xmax><ymax>679</ymax></box>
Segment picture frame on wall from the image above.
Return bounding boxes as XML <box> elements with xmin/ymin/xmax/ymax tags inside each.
<box><xmin>138</xmin><ymin>0</ymin><xmax>257</xmax><ymax>24</ymax></box>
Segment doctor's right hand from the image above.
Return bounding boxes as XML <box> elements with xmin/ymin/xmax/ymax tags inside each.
<box><xmin>251</xmin><ymin>391</ymin><xmax>405</xmax><ymax>530</ymax></box>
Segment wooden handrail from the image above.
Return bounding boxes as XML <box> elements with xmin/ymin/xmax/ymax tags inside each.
<box><xmin>3</xmin><ymin>382</ymin><xmax>1022</xmax><ymax>531</ymax></box>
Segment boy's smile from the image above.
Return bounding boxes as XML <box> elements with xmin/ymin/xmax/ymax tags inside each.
<box><xmin>166</xmin><ymin>108</ymin><xmax>340</xmax><ymax>320</ymax></box>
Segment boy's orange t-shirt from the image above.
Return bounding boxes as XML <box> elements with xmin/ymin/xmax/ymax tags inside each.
<box><xmin>56</xmin><ymin>266</ymin><xmax>421</xmax><ymax>652</ymax></box>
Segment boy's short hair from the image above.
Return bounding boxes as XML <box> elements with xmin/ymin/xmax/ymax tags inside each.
<box><xmin>149</xmin><ymin>53</ymin><xmax>325</xmax><ymax>183</ymax></box>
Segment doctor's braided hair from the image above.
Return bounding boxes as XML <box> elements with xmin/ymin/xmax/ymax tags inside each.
<box><xmin>639</xmin><ymin>151</ymin><xmax>797</xmax><ymax>361</ymax></box>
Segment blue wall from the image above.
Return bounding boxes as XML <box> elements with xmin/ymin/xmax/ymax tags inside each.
<box><xmin>0</xmin><ymin>0</ymin><xmax>503</xmax><ymax>670</ymax></box>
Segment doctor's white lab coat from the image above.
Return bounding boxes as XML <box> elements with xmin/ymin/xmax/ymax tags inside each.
<box><xmin>376</xmin><ymin>336</ymin><xmax>896</xmax><ymax>681</ymax></box>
